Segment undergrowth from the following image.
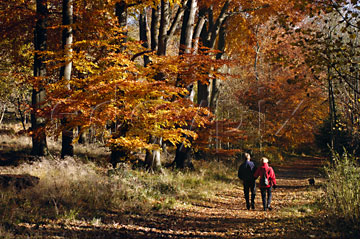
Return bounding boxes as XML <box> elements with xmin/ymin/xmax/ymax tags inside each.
<box><xmin>0</xmin><ymin>156</ymin><xmax>237</xmax><ymax>229</ymax></box>
<box><xmin>323</xmin><ymin>152</ymin><xmax>360</xmax><ymax>237</ymax></box>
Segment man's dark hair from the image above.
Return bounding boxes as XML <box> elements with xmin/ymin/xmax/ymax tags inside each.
<box><xmin>245</xmin><ymin>150</ymin><xmax>252</xmax><ymax>155</ymax></box>
<box><xmin>242</xmin><ymin>150</ymin><xmax>252</xmax><ymax>160</ymax></box>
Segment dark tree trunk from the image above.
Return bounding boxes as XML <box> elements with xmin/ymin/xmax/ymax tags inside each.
<box><xmin>60</xmin><ymin>0</ymin><xmax>74</xmax><ymax>158</ymax></box>
<box><xmin>197</xmin><ymin>83</ymin><xmax>209</xmax><ymax>107</ymax></box>
<box><xmin>31</xmin><ymin>0</ymin><xmax>48</xmax><ymax>156</ymax></box>
<box><xmin>116</xmin><ymin>1</ymin><xmax>128</xmax><ymax>48</ymax></box>
<box><xmin>110</xmin><ymin>122</ymin><xmax>130</xmax><ymax>168</ymax></box>
<box><xmin>328</xmin><ymin>66</ymin><xmax>336</xmax><ymax>149</ymax></box>
<box><xmin>61</xmin><ymin>118</ymin><xmax>74</xmax><ymax>158</ymax></box>
<box><xmin>139</xmin><ymin>10</ymin><xmax>150</xmax><ymax>66</ymax></box>
<box><xmin>157</xmin><ymin>0</ymin><xmax>170</xmax><ymax>56</ymax></box>
<box><xmin>116</xmin><ymin>1</ymin><xmax>127</xmax><ymax>27</ymax></box>
<box><xmin>151</xmin><ymin>6</ymin><xmax>160</xmax><ymax>51</ymax></box>
<box><xmin>174</xmin><ymin>144</ymin><xmax>194</xmax><ymax>170</ymax></box>
<box><xmin>110</xmin><ymin>146</ymin><xmax>129</xmax><ymax>168</ymax></box>
<box><xmin>174</xmin><ymin>0</ymin><xmax>198</xmax><ymax>169</ymax></box>
<box><xmin>77</xmin><ymin>126</ymin><xmax>85</xmax><ymax>144</ymax></box>
<box><xmin>180</xmin><ymin>0</ymin><xmax>197</xmax><ymax>54</ymax></box>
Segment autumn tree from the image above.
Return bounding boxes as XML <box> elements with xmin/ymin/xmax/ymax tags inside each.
<box><xmin>205</xmin><ymin>0</ymin><xmax>330</xmax><ymax>154</ymax></box>
<box><xmin>42</xmin><ymin>0</ymin><xmax>224</xmax><ymax>170</ymax></box>
<box><xmin>136</xmin><ymin>0</ymin><xmax>200</xmax><ymax>170</ymax></box>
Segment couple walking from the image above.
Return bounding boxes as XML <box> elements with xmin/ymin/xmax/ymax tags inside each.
<box><xmin>238</xmin><ymin>152</ymin><xmax>277</xmax><ymax>211</ymax></box>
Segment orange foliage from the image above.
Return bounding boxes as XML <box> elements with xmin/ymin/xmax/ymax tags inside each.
<box><xmin>235</xmin><ymin>19</ymin><xmax>327</xmax><ymax>149</ymax></box>
<box><xmin>1</xmin><ymin>0</ymin><xmax>323</xmax><ymax>155</ymax></box>
<box><xmin>43</xmin><ymin>3</ymin><xmax>225</xmax><ymax>152</ymax></box>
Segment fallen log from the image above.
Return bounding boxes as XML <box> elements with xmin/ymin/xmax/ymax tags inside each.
<box><xmin>0</xmin><ymin>174</ymin><xmax>40</xmax><ymax>190</ymax></box>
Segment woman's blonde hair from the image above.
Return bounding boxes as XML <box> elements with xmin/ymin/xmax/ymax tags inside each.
<box><xmin>261</xmin><ymin>157</ymin><xmax>269</xmax><ymax>164</ymax></box>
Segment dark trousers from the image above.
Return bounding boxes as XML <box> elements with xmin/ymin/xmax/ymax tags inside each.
<box><xmin>243</xmin><ymin>180</ymin><xmax>256</xmax><ymax>209</ymax></box>
<box><xmin>260</xmin><ymin>187</ymin><xmax>272</xmax><ymax>210</ymax></box>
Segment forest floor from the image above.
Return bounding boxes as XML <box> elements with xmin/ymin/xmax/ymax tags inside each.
<box><xmin>8</xmin><ymin>154</ymin><xmax>345</xmax><ymax>239</ymax></box>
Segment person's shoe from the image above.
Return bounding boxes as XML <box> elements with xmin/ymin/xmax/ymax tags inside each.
<box><xmin>268</xmin><ymin>206</ymin><xmax>273</xmax><ymax>211</ymax></box>
<box><xmin>246</xmin><ymin>205</ymin><xmax>250</xmax><ymax>210</ymax></box>
<box><xmin>251</xmin><ymin>204</ymin><xmax>255</xmax><ymax>210</ymax></box>
<box><xmin>263</xmin><ymin>207</ymin><xmax>267</xmax><ymax>211</ymax></box>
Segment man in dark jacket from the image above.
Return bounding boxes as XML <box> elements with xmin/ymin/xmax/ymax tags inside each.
<box><xmin>238</xmin><ymin>152</ymin><xmax>257</xmax><ymax>210</ymax></box>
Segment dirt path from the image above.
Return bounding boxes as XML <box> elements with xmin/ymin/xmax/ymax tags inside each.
<box><xmin>16</xmin><ymin>156</ymin><xmax>341</xmax><ymax>239</ymax></box>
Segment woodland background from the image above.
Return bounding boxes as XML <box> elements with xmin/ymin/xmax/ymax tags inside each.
<box><xmin>0</xmin><ymin>0</ymin><xmax>360</xmax><ymax>238</ymax></box>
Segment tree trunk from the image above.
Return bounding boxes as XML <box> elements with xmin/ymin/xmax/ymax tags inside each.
<box><xmin>197</xmin><ymin>2</ymin><xmax>229</xmax><ymax>108</ymax></box>
<box><xmin>146</xmin><ymin>1</ymin><xmax>188</xmax><ymax>171</ymax></box>
<box><xmin>145</xmin><ymin>137</ymin><xmax>163</xmax><ymax>172</ymax></box>
<box><xmin>31</xmin><ymin>0</ymin><xmax>48</xmax><ymax>156</ymax></box>
<box><xmin>174</xmin><ymin>144</ymin><xmax>194</xmax><ymax>170</ymax></box>
<box><xmin>157</xmin><ymin>0</ymin><xmax>170</xmax><ymax>56</ymax></box>
<box><xmin>209</xmin><ymin>20</ymin><xmax>227</xmax><ymax>113</ymax></box>
<box><xmin>0</xmin><ymin>104</ymin><xmax>6</xmax><ymax>125</ymax></box>
<box><xmin>192</xmin><ymin>8</ymin><xmax>207</xmax><ymax>54</ymax></box>
<box><xmin>77</xmin><ymin>126</ymin><xmax>85</xmax><ymax>144</ymax></box>
<box><xmin>110</xmin><ymin>122</ymin><xmax>130</xmax><ymax>167</ymax></box>
<box><xmin>60</xmin><ymin>0</ymin><xmax>74</xmax><ymax>158</ymax></box>
<box><xmin>145</xmin><ymin>1</ymin><xmax>173</xmax><ymax>171</ymax></box>
<box><xmin>328</xmin><ymin>66</ymin><xmax>336</xmax><ymax>150</ymax></box>
<box><xmin>116</xmin><ymin>1</ymin><xmax>128</xmax><ymax>48</ymax></box>
<box><xmin>174</xmin><ymin>0</ymin><xmax>198</xmax><ymax>169</ymax></box>
<box><xmin>139</xmin><ymin>10</ymin><xmax>150</xmax><ymax>66</ymax></box>
<box><xmin>110</xmin><ymin>1</ymin><xmax>130</xmax><ymax>167</ymax></box>
<box><xmin>180</xmin><ymin>0</ymin><xmax>197</xmax><ymax>54</ymax></box>
<box><xmin>151</xmin><ymin>6</ymin><xmax>160</xmax><ymax>51</ymax></box>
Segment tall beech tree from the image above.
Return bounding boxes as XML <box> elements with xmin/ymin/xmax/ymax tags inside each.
<box><xmin>137</xmin><ymin>0</ymin><xmax>190</xmax><ymax>171</ymax></box>
<box><xmin>31</xmin><ymin>0</ymin><xmax>48</xmax><ymax>156</ymax></box>
<box><xmin>173</xmin><ymin>0</ymin><xmax>199</xmax><ymax>169</ymax></box>
<box><xmin>60</xmin><ymin>0</ymin><xmax>74</xmax><ymax>158</ymax></box>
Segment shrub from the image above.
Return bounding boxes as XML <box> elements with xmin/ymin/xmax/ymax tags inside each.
<box><xmin>315</xmin><ymin>117</ymin><xmax>359</xmax><ymax>156</ymax></box>
<box><xmin>323</xmin><ymin>152</ymin><xmax>360</xmax><ymax>233</ymax></box>
<box><xmin>0</xmin><ymin>225</ymin><xmax>15</xmax><ymax>239</ymax></box>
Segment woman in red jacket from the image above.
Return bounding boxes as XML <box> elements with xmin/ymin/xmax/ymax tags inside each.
<box><xmin>254</xmin><ymin>157</ymin><xmax>277</xmax><ymax>211</ymax></box>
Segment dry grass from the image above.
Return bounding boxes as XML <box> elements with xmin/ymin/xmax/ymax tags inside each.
<box><xmin>0</xmin><ymin>123</ymin><xmax>241</xmax><ymax>238</ymax></box>
<box><xmin>0</xmin><ymin>152</ymin><xmax>238</xmax><ymax>227</ymax></box>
